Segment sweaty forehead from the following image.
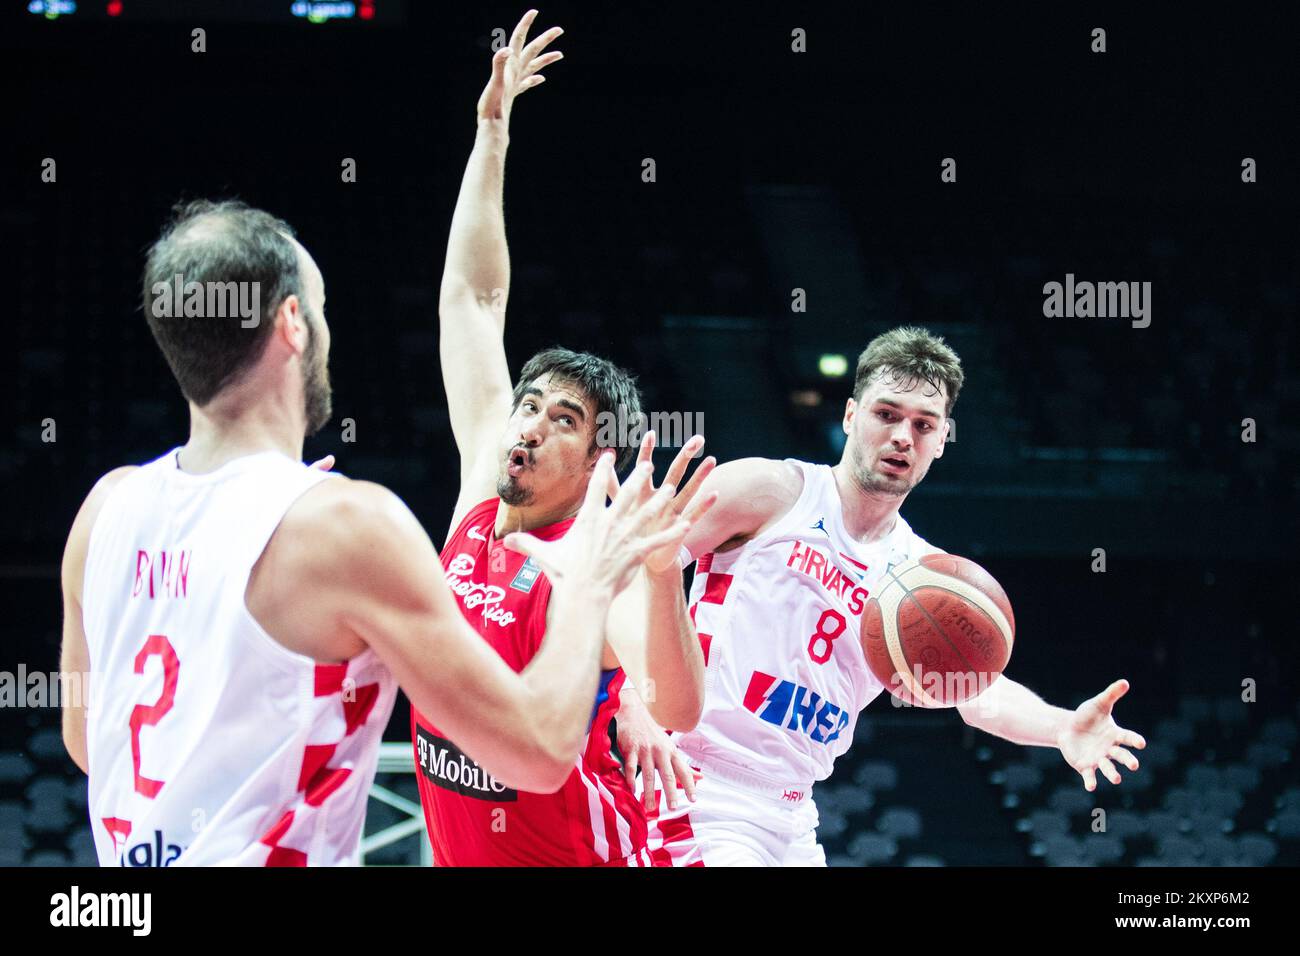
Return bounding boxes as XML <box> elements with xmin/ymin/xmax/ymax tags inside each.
<box><xmin>863</xmin><ymin>369</ymin><xmax>947</xmax><ymax>416</ymax></box>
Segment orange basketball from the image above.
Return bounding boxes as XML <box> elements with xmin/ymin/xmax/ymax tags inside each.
<box><xmin>862</xmin><ymin>554</ymin><xmax>1015</xmax><ymax>707</ymax></box>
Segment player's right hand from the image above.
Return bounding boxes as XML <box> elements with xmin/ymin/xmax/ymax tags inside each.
<box><xmin>503</xmin><ymin>452</ymin><xmax>691</xmax><ymax>600</ymax></box>
<box><xmin>477</xmin><ymin>9</ymin><xmax>564</xmax><ymax>125</ymax></box>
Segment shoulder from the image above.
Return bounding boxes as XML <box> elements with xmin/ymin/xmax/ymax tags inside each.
<box><xmin>711</xmin><ymin>456</ymin><xmax>804</xmax><ymax>504</ymax></box>
<box><xmin>62</xmin><ymin>466</ymin><xmax>141</xmax><ymax>597</ymax></box>
<box><xmin>262</xmin><ymin>477</ymin><xmax>443</xmax><ymax>619</ymax></box>
<box><xmin>280</xmin><ymin>478</ymin><xmax>428</xmax><ymax>558</ymax></box>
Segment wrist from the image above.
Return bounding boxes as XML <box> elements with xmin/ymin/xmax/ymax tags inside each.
<box><xmin>476</xmin><ymin>116</ymin><xmax>510</xmax><ymax>143</ymax></box>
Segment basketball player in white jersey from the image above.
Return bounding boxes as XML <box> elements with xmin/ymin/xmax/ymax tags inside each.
<box><xmin>58</xmin><ymin>199</ymin><xmax>701</xmax><ymax>866</ymax></box>
<box><xmin>640</xmin><ymin>326</ymin><xmax>1148</xmax><ymax>866</ymax></box>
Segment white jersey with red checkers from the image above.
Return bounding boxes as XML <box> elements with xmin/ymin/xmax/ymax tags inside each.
<box><xmin>81</xmin><ymin>449</ymin><xmax>398</xmax><ymax>866</ymax></box>
<box><xmin>675</xmin><ymin>458</ymin><xmax>935</xmax><ymax>793</ymax></box>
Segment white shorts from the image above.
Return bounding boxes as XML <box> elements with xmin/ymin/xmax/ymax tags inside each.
<box><xmin>646</xmin><ymin>763</ymin><xmax>826</xmax><ymax>867</ymax></box>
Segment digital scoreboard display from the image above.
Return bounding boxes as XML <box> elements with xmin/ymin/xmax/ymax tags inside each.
<box><xmin>25</xmin><ymin>0</ymin><xmax>406</xmax><ymax>24</ymax></box>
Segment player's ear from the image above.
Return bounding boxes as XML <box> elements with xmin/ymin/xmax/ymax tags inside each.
<box><xmin>843</xmin><ymin>397</ymin><xmax>856</xmax><ymax>436</ymax></box>
<box><xmin>274</xmin><ymin>294</ymin><xmax>308</xmax><ymax>357</ymax></box>
<box><xmin>934</xmin><ymin>419</ymin><xmax>950</xmax><ymax>458</ymax></box>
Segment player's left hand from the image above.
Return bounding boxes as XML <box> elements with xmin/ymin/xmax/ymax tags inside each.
<box><xmin>309</xmin><ymin>455</ymin><xmax>335</xmax><ymax>471</ymax></box>
<box><xmin>1056</xmin><ymin>679</ymin><xmax>1147</xmax><ymax>791</ymax></box>
<box><xmin>606</xmin><ymin>431</ymin><xmax>717</xmax><ymax>576</ymax></box>
<box><xmin>616</xmin><ymin>684</ymin><xmax>700</xmax><ymax>812</ymax></box>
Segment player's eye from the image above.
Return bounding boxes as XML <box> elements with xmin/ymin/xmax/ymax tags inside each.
<box><xmin>917</xmin><ymin>422</ymin><xmax>932</xmax><ymax>432</ymax></box>
<box><xmin>558</xmin><ymin>415</ymin><xmax>575</xmax><ymax>427</ymax></box>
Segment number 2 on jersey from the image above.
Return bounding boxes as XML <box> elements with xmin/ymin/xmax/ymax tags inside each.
<box><xmin>130</xmin><ymin>634</ymin><xmax>179</xmax><ymax>798</ymax></box>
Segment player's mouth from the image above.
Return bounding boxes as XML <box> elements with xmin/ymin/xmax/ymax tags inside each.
<box><xmin>879</xmin><ymin>454</ymin><xmax>910</xmax><ymax>474</ymax></box>
<box><xmin>506</xmin><ymin>447</ymin><xmax>532</xmax><ymax>478</ymax></box>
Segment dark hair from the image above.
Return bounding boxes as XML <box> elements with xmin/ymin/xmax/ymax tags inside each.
<box><xmin>511</xmin><ymin>347</ymin><xmax>644</xmax><ymax>472</ymax></box>
<box><xmin>853</xmin><ymin>326</ymin><xmax>965</xmax><ymax>417</ymax></box>
<box><xmin>142</xmin><ymin>199</ymin><xmax>303</xmax><ymax>406</ymax></box>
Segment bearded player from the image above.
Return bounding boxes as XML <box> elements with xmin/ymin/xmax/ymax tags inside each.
<box><xmin>642</xmin><ymin>327</ymin><xmax>1149</xmax><ymax>866</ymax></box>
<box><xmin>411</xmin><ymin>10</ymin><xmax>713</xmax><ymax>866</ymax></box>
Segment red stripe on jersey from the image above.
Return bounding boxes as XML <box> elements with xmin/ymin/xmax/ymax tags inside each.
<box><xmin>699</xmin><ymin>633</ymin><xmax>712</xmax><ymax>665</ymax></box>
<box><xmin>260</xmin><ymin>810</ymin><xmax>307</xmax><ymax>867</ymax></box>
<box><xmin>314</xmin><ymin>662</ymin><xmax>347</xmax><ymax>696</ymax></box>
<box><xmin>701</xmin><ymin>571</ymin><xmax>733</xmax><ymax>605</ymax></box>
<box><xmin>342</xmin><ymin>682</ymin><xmax>379</xmax><ymax>735</ymax></box>
<box><xmin>298</xmin><ymin>743</ymin><xmax>335</xmax><ymax>792</ymax></box>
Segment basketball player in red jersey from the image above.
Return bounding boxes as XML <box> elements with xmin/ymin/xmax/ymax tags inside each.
<box><xmin>411</xmin><ymin>10</ymin><xmax>714</xmax><ymax>866</ymax></box>
<box><xmin>642</xmin><ymin>327</ymin><xmax>1149</xmax><ymax>866</ymax></box>
<box><xmin>59</xmin><ymin>199</ymin><xmax>697</xmax><ymax>865</ymax></box>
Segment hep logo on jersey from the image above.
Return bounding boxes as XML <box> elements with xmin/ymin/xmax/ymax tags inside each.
<box><xmin>742</xmin><ymin>670</ymin><xmax>849</xmax><ymax>744</ymax></box>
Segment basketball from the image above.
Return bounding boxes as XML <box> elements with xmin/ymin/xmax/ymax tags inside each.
<box><xmin>862</xmin><ymin>554</ymin><xmax>1015</xmax><ymax>707</ymax></box>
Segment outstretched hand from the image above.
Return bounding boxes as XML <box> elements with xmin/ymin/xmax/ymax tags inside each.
<box><xmin>606</xmin><ymin>431</ymin><xmax>717</xmax><ymax>575</ymax></box>
<box><xmin>478</xmin><ymin>9</ymin><xmax>564</xmax><ymax>125</ymax></box>
<box><xmin>1057</xmin><ymin>679</ymin><xmax>1147</xmax><ymax>791</ymax></box>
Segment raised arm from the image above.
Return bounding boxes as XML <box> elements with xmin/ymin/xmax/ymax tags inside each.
<box><xmin>440</xmin><ymin>10</ymin><xmax>564</xmax><ymax>529</ymax></box>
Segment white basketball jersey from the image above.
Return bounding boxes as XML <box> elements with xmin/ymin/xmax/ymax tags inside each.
<box><xmin>81</xmin><ymin>449</ymin><xmax>398</xmax><ymax>866</ymax></box>
<box><xmin>676</xmin><ymin>460</ymin><xmax>935</xmax><ymax>791</ymax></box>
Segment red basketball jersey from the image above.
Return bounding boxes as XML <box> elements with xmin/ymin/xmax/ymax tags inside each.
<box><xmin>411</xmin><ymin>498</ymin><xmax>650</xmax><ymax>866</ymax></box>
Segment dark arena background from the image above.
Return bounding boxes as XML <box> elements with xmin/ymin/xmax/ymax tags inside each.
<box><xmin>1</xmin><ymin>0</ymin><xmax>1298</xmax><ymax>878</ymax></box>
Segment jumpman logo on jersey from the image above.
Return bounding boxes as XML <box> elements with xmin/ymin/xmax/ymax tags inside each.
<box><xmin>810</xmin><ymin>518</ymin><xmax>830</xmax><ymax>539</ymax></box>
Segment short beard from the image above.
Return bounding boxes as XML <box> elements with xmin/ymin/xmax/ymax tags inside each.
<box><xmin>497</xmin><ymin>474</ymin><xmax>533</xmax><ymax>507</ymax></box>
<box><xmin>302</xmin><ymin>319</ymin><xmax>333</xmax><ymax>437</ymax></box>
<box><xmin>854</xmin><ymin>452</ymin><xmax>915</xmax><ymax>498</ymax></box>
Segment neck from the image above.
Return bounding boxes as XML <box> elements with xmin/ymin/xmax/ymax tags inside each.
<box><xmin>830</xmin><ymin>461</ymin><xmax>904</xmax><ymax>544</ymax></box>
<box><xmin>178</xmin><ymin>392</ymin><xmax>304</xmax><ymax>474</ymax></box>
<box><xmin>494</xmin><ymin>496</ymin><xmax>582</xmax><ymax>538</ymax></box>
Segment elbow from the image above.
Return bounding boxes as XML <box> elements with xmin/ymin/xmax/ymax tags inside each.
<box><xmin>523</xmin><ymin>756</ymin><xmax>572</xmax><ymax>795</ymax></box>
<box><xmin>650</xmin><ymin>688</ymin><xmax>705</xmax><ymax>735</ymax></box>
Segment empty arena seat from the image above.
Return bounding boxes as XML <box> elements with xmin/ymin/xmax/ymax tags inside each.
<box><xmin>852</xmin><ymin>761</ymin><xmax>898</xmax><ymax>792</ymax></box>
<box><xmin>993</xmin><ymin>762</ymin><xmax>1043</xmax><ymax>795</ymax></box>
<box><xmin>1040</xmin><ymin>834</ymin><xmax>1086</xmax><ymax>866</ymax></box>
<box><xmin>0</xmin><ymin>752</ymin><xmax>32</xmax><ymax>785</ymax></box>
<box><xmin>1080</xmin><ymin>834</ymin><xmax>1125</xmax><ymax>864</ymax></box>
<box><xmin>1048</xmin><ymin>785</ymin><xmax>1094</xmax><ymax>816</ymax></box>
<box><xmin>846</xmin><ymin>832</ymin><xmax>898</xmax><ymax>864</ymax></box>
<box><xmin>1222</xmin><ymin>763</ymin><xmax>1261</xmax><ymax>793</ymax></box>
<box><xmin>1261</xmin><ymin>718</ymin><xmax>1298</xmax><ymax>749</ymax></box>
<box><xmin>1234</xmin><ymin>833</ymin><xmax>1278</xmax><ymax>866</ymax></box>
<box><xmin>1018</xmin><ymin>809</ymin><xmax>1069</xmax><ymax>837</ymax></box>
<box><xmin>1103</xmin><ymin>810</ymin><xmax>1147</xmax><ymax>840</ymax></box>
<box><xmin>1270</xmin><ymin>810</ymin><xmax>1300</xmax><ymax>840</ymax></box>
<box><xmin>1245</xmin><ymin>742</ymin><xmax>1288</xmax><ymax>768</ymax></box>
<box><xmin>876</xmin><ymin>807</ymin><xmax>923</xmax><ymax>840</ymax></box>
<box><xmin>25</xmin><ymin>729</ymin><xmax>65</xmax><ymax>761</ymax></box>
